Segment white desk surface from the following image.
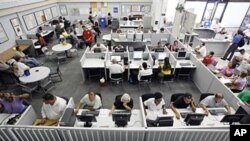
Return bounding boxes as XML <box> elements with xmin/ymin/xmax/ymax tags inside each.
<box><xmin>129</xmin><ymin>60</ymin><xmax>151</xmax><ymax>69</ymax></box>
<box><xmin>120</xmin><ymin>24</ymin><xmax>142</xmax><ymax>28</ymax></box>
<box><xmin>102</xmin><ymin>34</ymin><xmax>111</xmax><ymax>41</ymax></box>
<box><xmin>19</xmin><ymin>66</ymin><xmax>50</xmax><ymax>83</ymax></box>
<box><xmin>41</xmin><ymin>30</ymin><xmax>53</xmax><ymax>37</ymax></box>
<box><xmin>200</xmin><ymin>38</ymin><xmax>230</xmax><ymax>43</ymax></box>
<box><xmin>175</xmin><ymin>60</ymin><xmax>196</xmax><ymax>69</ymax></box>
<box><xmin>52</xmin><ymin>43</ymin><xmax>72</xmax><ymax>52</ymax></box>
<box><xmin>146</xmin><ymin>108</ymin><xmax>230</xmax><ymax>128</ymax></box>
<box><xmin>81</xmin><ymin>58</ymin><xmax>105</xmax><ymax>68</ymax></box>
<box><xmin>112</xmin><ymin>38</ymin><xmax>145</xmax><ymax>43</ymax></box>
<box><xmin>75</xmin><ymin>109</ymin><xmax>143</xmax><ymax>128</ymax></box>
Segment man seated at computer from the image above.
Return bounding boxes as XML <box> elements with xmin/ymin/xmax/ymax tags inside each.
<box><xmin>151</xmin><ymin>42</ymin><xmax>164</xmax><ymax>52</ymax></box>
<box><xmin>171</xmin><ymin>93</ymin><xmax>196</xmax><ymax>119</ymax></box>
<box><xmin>195</xmin><ymin>42</ymin><xmax>207</xmax><ymax>57</ymax></box>
<box><xmin>144</xmin><ymin>92</ymin><xmax>167</xmax><ymax>116</ymax></box>
<box><xmin>38</xmin><ymin>93</ymin><xmax>67</xmax><ymax>125</ymax></box>
<box><xmin>138</xmin><ymin>62</ymin><xmax>153</xmax><ymax>81</ymax></box>
<box><xmin>75</xmin><ymin>90</ymin><xmax>102</xmax><ymax>113</ymax></box>
<box><xmin>200</xmin><ymin>93</ymin><xmax>231</xmax><ymax>116</ymax></box>
<box><xmin>91</xmin><ymin>43</ymin><xmax>107</xmax><ymax>53</ymax></box>
<box><xmin>109</xmin><ymin>93</ymin><xmax>133</xmax><ymax>115</ymax></box>
<box><xmin>108</xmin><ymin>58</ymin><xmax>125</xmax><ymax>77</ymax></box>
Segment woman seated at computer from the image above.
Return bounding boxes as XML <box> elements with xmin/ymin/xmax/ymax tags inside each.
<box><xmin>229</xmin><ymin>71</ymin><xmax>248</xmax><ymax>93</ymax></box>
<box><xmin>170</xmin><ymin>40</ymin><xmax>179</xmax><ymax>52</ymax></box>
<box><xmin>91</xmin><ymin>43</ymin><xmax>107</xmax><ymax>53</ymax></box>
<box><xmin>170</xmin><ymin>93</ymin><xmax>196</xmax><ymax>120</ymax></box>
<box><xmin>219</xmin><ymin>61</ymin><xmax>235</xmax><ymax>77</ymax></box>
<box><xmin>109</xmin><ymin>93</ymin><xmax>133</xmax><ymax>115</ymax></box>
<box><xmin>138</xmin><ymin>62</ymin><xmax>153</xmax><ymax>81</ymax></box>
<box><xmin>158</xmin><ymin>57</ymin><xmax>171</xmax><ymax>78</ymax></box>
<box><xmin>200</xmin><ymin>93</ymin><xmax>231</xmax><ymax>116</ymax></box>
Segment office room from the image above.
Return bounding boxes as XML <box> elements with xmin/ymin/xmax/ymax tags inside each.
<box><xmin>1</xmin><ymin>0</ymin><xmax>250</xmax><ymax>141</ymax></box>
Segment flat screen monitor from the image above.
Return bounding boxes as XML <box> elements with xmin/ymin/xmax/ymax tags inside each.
<box><xmin>176</xmin><ymin>50</ymin><xmax>187</xmax><ymax>59</ymax></box>
<box><xmin>158</xmin><ymin>53</ymin><xmax>167</xmax><ymax>60</ymax></box>
<box><xmin>184</xmin><ymin>113</ymin><xmax>205</xmax><ymax>126</ymax></box>
<box><xmin>235</xmin><ymin>105</ymin><xmax>250</xmax><ymax>124</ymax></box>
<box><xmin>220</xmin><ymin>114</ymin><xmax>244</xmax><ymax>125</ymax></box>
<box><xmin>111</xmin><ymin>55</ymin><xmax>121</xmax><ymax>62</ymax></box>
<box><xmin>93</xmin><ymin>48</ymin><xmax>101</xmax><ymax>53</ymax></box>
<box><xmin>77</xmin><ymin>113</ymin><xmax>97</xmax><ymax>127</ymax></box>
<box><xmin>112</xmin><ymin>111</ymin><xmax>131</xmax><ymax>127</ymax></box>
<box><xmin>155</xmin><ymin>48</ymin><xmax>164</xmax><ymax>52</ymax></box>
<box><xmin>156</xmin><ymin>115</ymin><xmax>174</xmax><ymax>127</ymax></box>
<box><xmin>133</xmin><ymin>51</ymin><xmax>143</xmax><ymax>60</ymax></box>
<box><xmin>134</xmin><ymin>46</ymin><xmax>145</xmax><ymax>52</ymax></box>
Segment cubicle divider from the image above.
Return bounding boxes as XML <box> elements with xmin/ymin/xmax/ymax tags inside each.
<box><xmin>15</xmin><ymin>106</ymin><xmax>37</xmax><ymax>126</ymax></box>
<box><xmin>139</xmin><ymin>97</ymin><xmax>147</xmax><ymax>128</ymax></box>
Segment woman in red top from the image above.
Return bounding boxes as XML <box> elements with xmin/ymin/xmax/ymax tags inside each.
<box><xmin>202</xmin><ymin>51</ymin><xmax>215</xmax><ymax>66</ymax></box>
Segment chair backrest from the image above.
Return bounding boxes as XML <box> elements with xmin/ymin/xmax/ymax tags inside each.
<box><xmin>140</xmin><ymin>75</ymin><xmax>152</xmax><ymax>81</ymax></box>
<box><xmin>115</xmin><ymin>95</ymin><xmax>122</xmax><ymax>101</ymax></box>
<box><xmin>199</xmin><ymin>93</ymin><xmax>214</xmax><ymax>102</ymax></box>
<box><xmin>60</xmin><ymin>96</ymin><xmax>69</xmax><ymax>104</ymax></box>
<box><xmin>162</xmin><ymin>74</ymin><xmax>175</xmax><ymax>82</ymax></box>
<box><xmin>141</xmin><ymin>93</ymin><xmax>155</xmax><ymax>102</ymax></box>
<box><xmin>170</xmin><ymin>93</ymin><xmax>185</xmax><ymax>103</ymax></box>
<box><xmin>95</xmin><ymin>92</ymin><xmax>102</xmax><ymax>102</ymax></box>
<box><xmin>111</xmin><ymin>73</ymin><xmax>123</xmax><ymax>79</ymax></box>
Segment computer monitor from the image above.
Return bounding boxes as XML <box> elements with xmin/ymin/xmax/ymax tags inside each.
<box><xmin>184</xmin><ymin>113</ymin><xmax>205</xmax><ymax>126</ymax></box>
<box><xmin>93</xmin><ymin>48</ymin><xmax>101</xmax><ymax>53</ymax></box>
<box><xmin>133</xmin><ymin>51</ymin><xmax>143</xmax><ymax>60</ymax></box>
<box><xmin>111</xmin><ymin>55</ymin><xmax>121</xmax><ymax>62</ymax></box>
<box><xmin>158</xmin><ymin>53</ymin><xmax>167</xmax><ymax>60</ymax></box>
<box><xmin>134</xmin><ymin>46</ymin><xmax>145</xmax><ymax>52</ymax></box>
<box><xmin>156</xmin><ymin>115</ymin><xmax>174</xmax><ymax>127</ymax></box>
<box><xmin>235</xmin><ymin>105</ymin><xmax>250</xmax><ymax>124</ymax></box>
<box><xmin>176</xmin><ymin>50</ymin><xmax>187</xmax><ymax>59</ymax></box>
<box><xmin>59</xmin><ymin>108</ymin><xmax>76</xmax><ymax>127</ymax></box>
<box><xmin>155</xmin><ymin>48</ymin><xmax>164</xmax><ymax>52</ymax></box>
<box><xmin>220</xmin><ymin>114</ymin><xmax>244</xmax><ymax>125</ymax></box>
<box><xmin>77</xmin><ymin>113</ymin><xmax>97</xmax><ymax>127</ymax></box>
<box><xmin>112</xmin><ymin>111</ymin><xmax>131</xmax><ymax>127</ymax></box>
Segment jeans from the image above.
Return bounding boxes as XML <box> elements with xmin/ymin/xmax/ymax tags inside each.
<box><xmin>222</xmin><ymin>43</ymin><xmax>238</xmax><ymax>60</ymax></box>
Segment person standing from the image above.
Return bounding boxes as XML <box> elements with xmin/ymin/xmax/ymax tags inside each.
<box><xmin>107</xmin><ymin>13</ymin><xmax>112</xmax><ymax>27</ymax></box>
<box><xmin>82</xmin><ymin>26</ymin><xmax>93</xmax><ymax>47</ymax></box>
<box><xmin>222</xmin><ymin>30</ymin><xmax>244</xmax><ymax>61</ymax></box>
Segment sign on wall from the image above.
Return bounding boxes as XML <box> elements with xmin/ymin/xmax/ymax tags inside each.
<box><xmin>10</xmin><ymin>18</ymin><xmax>23</xmax><ymax>37</ymax></box>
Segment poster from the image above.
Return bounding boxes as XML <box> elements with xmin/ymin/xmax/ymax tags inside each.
<box><xmin>10</xmin><ymin>18</ymin><xmax>23</xmax><ymax>36</ymax></box>
<box><xmin>113</xmin><ymin>7</ymin><xmax>118</xmax><ymax>13</ymax></box>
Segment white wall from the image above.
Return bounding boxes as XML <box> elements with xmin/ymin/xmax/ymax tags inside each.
<box><xmin>165</xmin><ymin>0</ymin><xmax>178</xmax><ymax>23</ymax></box>
<box><xmin>185</xmin><ymin>1</ymin><xmax>206</xmax><ymax>24</ymax></box>
<box><xmin>221</xmin><ymin>2</ymin><xmax>250</xmax><ymax>28</ymax></box>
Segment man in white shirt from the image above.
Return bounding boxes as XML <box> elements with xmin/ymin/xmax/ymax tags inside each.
<box><xmin>211</xmin><ymin>20</ymin><xmax>221</xmax><ymax>33</ymax></box>
<box><xmin>39</xmin><ymin>93</ymin><xmax>67</xmax><ymax>124</ymax></box>
<box><xmin>200</xmin><ymin>93</ymin><xmax>231</xmax><ymax>116</ymax></box>
<box><xmin>232</xmin><ymin>49</ymin><xmax>249</xmax><ymax>66</ymax></box>
<box><xmin>91</xmin><ymin>43</ymin><xmax>107</xmax><ymax>52</ymax></box>
<box><xmin>13</xmin><ymin>57</ymin><xmax>30</xmax><ymax>77</ymax></box>
<box><xmin>108</xmin><ymin>58</ymin><xmax>124</xmax><ymax>77</ymax></box>
<box><xmin>144</xmin><ymin>92</ymin><xmax>167</xmax><ymax>115</ymax></box>
<box><xmin>138</xmin><ymin>62</ymin><xmax>153</xmax><ymax>81</ymax></box>
<box><xmin>75</xmin><ymin>91</ymin><xmax>102</xmax><ymax>112</ymax></box>
<box><xmin>195</xmin><ymin>42</ymin><xmax>207</xmax><ymax>57</ymax></box>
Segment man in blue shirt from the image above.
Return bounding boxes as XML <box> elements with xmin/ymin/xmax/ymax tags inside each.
<box><xmin>222</xmin><ymin>30</ymin><xmax>244</xmax><ymax>61</ymax></box>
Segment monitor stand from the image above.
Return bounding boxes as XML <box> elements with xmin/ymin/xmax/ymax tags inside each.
<box><xmin>115</xmin><ymin>121</ymin><xmax>127</xmax><ymax>127</ymax></box>
<box><xmin>84</xmin><ymin>122</ymin><xmax>92</xmax><ymax>127</ymax></box>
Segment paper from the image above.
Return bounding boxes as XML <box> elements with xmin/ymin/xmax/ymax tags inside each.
<box><xmin>99</xmin><ymin>109</ymin><xmax>109</xmax><ymax>117</ymax></box>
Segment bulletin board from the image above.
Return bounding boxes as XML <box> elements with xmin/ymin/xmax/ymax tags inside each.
<box><xmin>0</xmin><ymin>23</ymin><xmax>8</xmax><ymax>44</ymax></box>
<box><xmin>59</xmin><ymin>5</ymin><xmax>68</xmax><ymax>16</ymax></box>
<box><xmin>51</xmin><ymin>6</ymin><xmax>59</xmax><ymax>18</ymax></box>
<box><xmin>10</xmin><ymin>18</ymin><xmax>23</xmax><ymax>37</ymax></box>
<box><xmin>44</xmin><ymin>8</ymin><xmax>53</xmax><ymax>21</ymax></box>
<box><xmin>35</xmin><ymin>10</ymin><xmax>46</xmax><ymax>25</ymax></box>
<box><xmin>23</xmin><ymin>13</ymin><xmax>38</xmax><ymax>30</ymax></box>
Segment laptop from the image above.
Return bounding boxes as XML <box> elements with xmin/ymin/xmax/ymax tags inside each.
<box><xmin>209</xmin><ymin>109</ymin><xmax>228</xmax><ymax>116</ymax></box>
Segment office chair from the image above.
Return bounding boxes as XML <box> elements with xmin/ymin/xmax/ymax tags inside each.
<box><xmin>40</xmin><ymin>76</ymin><xmax>54</xmax><ymax>94</ymax></box>
<box><xmin>60</xmin><ymin>96</ymin><xmax>69</xmax><ymax>104</ymax></box>
<box><xmin>95</xmin><ymin>92</ymin><xmax>103</xmax><ymax>108</ymax></box>
<box><xmin>110</xmin><ymin>73</ymin><xmax>123</xmax><ymax>87</ymax></box>
<box><xmin>141</xmin><ymin>93</ymin><xmax>155</xmax><ymax>102</ymax></box>
<box><xmin>49</xmin><ymin>62</ymin><xmax>63</xmax><ymax>82</ymax></box>
<box><xmin>56</xmin><ymin>52</ymin><xmax>67</xmax><ymax>63</ymax></box>
<box><xmin>170</xmin><ymin>93</ymin><xmax>185</xmax><ymax>105</ymax></box>
<box><xmin>87</xmin><ymin>68</ymin><xmax>102</xmax><ymax>81</ymax></box>
<box><xmin>138</xmin><ymin>75</ymin><xmax>152</xmax><ymax>90</ymax></box>
<box><xmin>160</xmin><ymin>74</ymin><xmax>175</xmax><ymax>91</ymax></box>
<box><xmin>199</xmin><ymin>93</ymin><xmax>214</xmax><ymax>102</ymax></box>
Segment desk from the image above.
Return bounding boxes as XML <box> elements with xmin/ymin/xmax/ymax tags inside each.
<box><xmin>129</xmin><ymin>60</ymin><xmax>151</xmax><ymax>69</ymax></box>
<box><xmin>175</xmin><ymin>60</ymin><xmax>196</xmax><ymax>69</ymax></box>
<box><xmin>75</xmin><ymin>109</ymin><xmax>143</xmax><ymax>128</ymax></box>
<box><xmin>81</xmin><ymin>58</ymin><xmax>105</xmax><ymax>68</ymax></box>
<box><xmin>40</xmin><ymin>30</ymin><xmax>53</xmax><ymax>37</ymax></box>
<box><xmin>52</xmin><ymin>43</ymin><xmax>72</xmax><ymax>52</ymax></box>
<box><xmin>19</xmin><ymin>66</ymin><xmax>50</xmax><ymax>83</ymax></box>
<box><xmin>102</xmin><ymin>34</ymin><xmax>111</xmax><ymax>41</ymax></box>
<box><xmin>0</xmin><ymin>44</ymin><xmax>29</xmax><ymax>61</ymax></box>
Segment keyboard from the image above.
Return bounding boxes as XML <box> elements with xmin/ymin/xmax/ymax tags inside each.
<box><xmin>209</xmin><ymin>109</ymin><xmax>228</xmax><ymax>115</ymax></box>
<box><xmin>179</xmin><ymin>63</ymin><xmax>191</xmax><ymax>66</ymax></box>
<box><xmin>81</xmin><ymin>111</ymin><xmax>100</xmax><ymax>116</ymax></box>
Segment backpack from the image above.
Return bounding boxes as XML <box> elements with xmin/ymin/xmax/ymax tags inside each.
<box><xmin>238</xmin><ymin>38</ymin><xmax>245</xmax><ymax>47</ymax></box>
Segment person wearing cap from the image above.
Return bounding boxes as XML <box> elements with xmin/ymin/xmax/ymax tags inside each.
<box><xmin>143</xmin><ymin>92</ymin><xmax>167</xmax><ymax>115</ymax></box>
<box><xmin>171</xmin><ymin>93</ymin><xmax>196</xmax><ymax>119</ymax></box>
<box><xmin>75</xmin><ymin>90</ymin><xmax>102</xmax><ymax>112</ymax></box>
<box><xmin>200</xmin><ymin>93</ymin><xmax>231</xmax><ymax>116</ymax></box>
<box><xmin>109</xmin><ymin>93</ymin><xmax>133</xmax><ymax>115</ymax></box>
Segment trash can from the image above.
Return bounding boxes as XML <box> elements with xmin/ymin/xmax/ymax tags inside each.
<box><xmin>99</xmin><ymin>17</ymin><xmax>106</xmax><ymax>28</ymax></box>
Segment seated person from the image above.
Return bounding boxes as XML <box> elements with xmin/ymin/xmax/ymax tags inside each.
<box><xmin>15</xmin><ymin>46</ymin><xmax>40</xmax><ymax>67</ymax></box>
<box><xmin>144</xmin><ymin>92</ymin><xmax>167</xmax><ymax>115</ymax></box>
<box><xmin>109</xmin><ymin>93</ymin><xmax>133</xmax><ymax>115</ymax></box>
<box><xmin>195</xmin><ymin>42</ymin><xmax>207</xmax><ymax>57</ymax></box>
<box><xmin>170</xmin><ymin>93</ymin><xmax>196</xmax><ymax>119</ymax></box>
<box><xmin>136</xmin><ymin>25</ymin><xmax>143</xmax><ymax>33</ymax></box>
<box><xmin>138</xmin><ymin>62</ymin><xmax>153</xmax><ymax>81</ymax></box>
<box><xmin>75</xmin><ymin>90</ymin><xmax>102</xmax><ymax>112</ymax></box>
<box><xmin>170</xmin><ymin>40</ymin><xmax>179</xmax><ymax>52</ymax></box>
<box><xmin>158</xmin><ymin>57</ymin><xmax>171</xmax><ymax>78</ymax></box>
<box><xmin>0</xmin><ymin>60</ymin><xmax>11</xmax><ymax>71</ymax></box>
<box><xmin>238</xmin><ymin>90</ymin><xmax>250</xmax><ymax>107</ymax></box>
<box><xmin>13</xmin><ymin>57</ymin><xmax>30</xmax><ymax>77</ymax></box>
<box><xmin>218</xmin><ymin>27</ymin><xmax>227</xmax><ymax>35</ymax></box>
<box><xmin>91</xmin><ymin>43</ymin><xmax>107</xmax><ymax>52</ymax></box>
<box><xmin>202</xmin><ymin>51</ymin><xmax>216</xmax><ymax>66</ymax></box>
<box><xmin>151</xmin><ymin>42</ymin><xmax>164</xmax><ymax>51</ymax></box>
<box><xmin>0</xmin><ymin>91</ymin><xmax>30</xmax><ymax>113</ymax></box>
<box><xmin>219</xmin><ymin>61</ymin><xmax>235</xmax><ymax>77</ymax></box>
<box><xmin>116</xmin><ymin>28</ymin><xmax>122</xmax><ymax>33</ymax></box>
<box><xmin>232</xmin><ymin>49</ymin><xmax>249</xmax><ymax>67</ymax></box>
<box><xmin>229</xmin><ymin>71</ymin><xmax>248</xmax><ymax>93</ymax></box>
<box><xmin>0</xmin><ymin>102</ymin><xmax>8</xmax><ymax>113</ymax></box>
<box><xmin>36</xmin><ymin>33</ymin><xmax>47</xmax><ymax>47</ymax></box>
<box><xmin>200</xmin><ymin>93</ymin><xmax>231</xmax><ymax>116</ymax></box>
<box><xmin>108</xmin><ymin>58</ymin><xmax>124</xmax><ymax>77</ymax></box>
<box><xmin>39</xmin><ymin>93</ymin><xmax>67</xmax><ymax>125</ymax></box>
<box><xmin>37</xmin><ymin>26</ymin><xmax>43</xmax><ymax>34</ymax></box>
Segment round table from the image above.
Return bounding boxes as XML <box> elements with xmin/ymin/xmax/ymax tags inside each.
<box><xmin>52</xmin><ymin>43</ymin><xmax>72</xmax><ymax>52</ymax></box>
<box><xmin>19</xmin><ymin>66</ymin><xmax>50</xmax><ymax>83</ymax></box>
